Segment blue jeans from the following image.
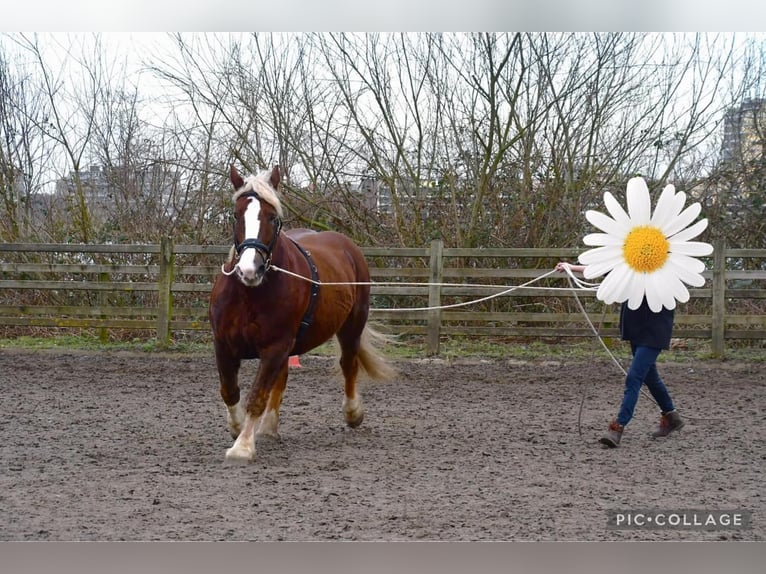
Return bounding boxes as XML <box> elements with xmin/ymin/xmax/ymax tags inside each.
<box><xmin>616</xmin><ymin>344</ymin><xmax>675</xmax><ymax>427</ymax></box>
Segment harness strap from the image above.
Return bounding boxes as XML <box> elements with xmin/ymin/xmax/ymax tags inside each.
<box><xmin>235</xmin><ymin>237</ymin><xmax>271</xmax><ymax>257</ymax></box>
<box><xmin>288</xmin><ymin>236</ymin><xmax>320</xmax><ymax>347</ymax></box>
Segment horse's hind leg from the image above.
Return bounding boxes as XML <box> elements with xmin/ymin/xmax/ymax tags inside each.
<box><xmin>255</xmin><ymin>371</ymin><xmax>287</xmax><ymax>439</ymax></box>
<box><xmin>336</xmin><ymin>328</ymin><xmax>365</xmax><ymax>428</ymax></box>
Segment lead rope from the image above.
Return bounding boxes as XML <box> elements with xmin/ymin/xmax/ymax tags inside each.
<box><xmin>269</xmin><ymin>261</ymin><xmax>733</xmax><ymax>426</ymax></box>
<box><xmin>560</xmin><ymin>265</ymin><xmax>634</xmax><ymax>437</ymax></box>
<box><xmin>272</xmin><ymin>264</ymin><xmax>564</xmax><ymax>311</ymax></box>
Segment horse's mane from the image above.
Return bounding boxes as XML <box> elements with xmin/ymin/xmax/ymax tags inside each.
<box><xmin>232</xmin><ymin>170</ymin><xmax>284</xmax><ymax>218</ymax></box>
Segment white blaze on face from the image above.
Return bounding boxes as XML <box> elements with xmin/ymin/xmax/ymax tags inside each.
<box><xmin>236</xmin><ymin>197</ymin><xmax>262</xmax><ymax>277</ymax></box>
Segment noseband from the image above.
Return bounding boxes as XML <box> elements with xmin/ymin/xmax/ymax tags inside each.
<box><xmin>233</xmin><ymin>190</ymin><xmax>283</xmax><ymax>271</ymax></box>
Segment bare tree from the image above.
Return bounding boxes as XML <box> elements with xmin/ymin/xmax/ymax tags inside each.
<box><xmin>703</xmin><ymin>35</ymin><xmax>766</xmax><ymax>249</ymax></box>
<box><xmin>0</xmin><ymin>42</ymin><xmax>52</xmax><ymax>241</ymax></box>
<box><xmin>5</xmin><ymin>32</ymin><xmax>754</xmax><ymax>252</ymax></box>
<box><xmin>11</xmin><ymin>33</ymin><xmax>110</xmax><ymax>242</ymax></box>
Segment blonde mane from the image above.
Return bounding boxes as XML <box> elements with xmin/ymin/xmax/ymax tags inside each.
<box><xmin>232</xmin><ymin>170</ymin><xmax>284</xmax><ymax>218</ymax></box>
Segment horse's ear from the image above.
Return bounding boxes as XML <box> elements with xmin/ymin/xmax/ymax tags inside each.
<box><xmin>269</xmin><ymin>165</ymin><xmax>280</xmax><ymax>190</ymax></box>
<box><xmin>230</xmin><ymin>164</ymin><xmax>245</xmax><ymax>190</ymax></box>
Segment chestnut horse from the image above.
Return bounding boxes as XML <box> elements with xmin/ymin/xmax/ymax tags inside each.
<box><xmin>209</xmin><ymin>165</ymin><xmax>393</xmax><ymax>463</ymax></box>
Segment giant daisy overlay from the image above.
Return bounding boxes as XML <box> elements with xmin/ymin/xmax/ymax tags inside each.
<box><xmin>578</xmin><ymin>176</ymin><xmax>714</xmax><ymax>313</ymax></box>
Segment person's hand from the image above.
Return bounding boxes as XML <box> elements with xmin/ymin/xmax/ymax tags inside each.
<box><xmin>555</xmin><ymin>262</ymin><xmax>570</xmax><ymax>273</ymax></box>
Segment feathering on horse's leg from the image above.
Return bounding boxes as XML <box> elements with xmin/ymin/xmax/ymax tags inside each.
<box><xmin>340</xmin><ymin>351</ymin><xmax>364</xmax><ymax>428</ymax></box>
<box><xmin>342</xmin><ymin>387</ymin><xmax>364</xmax><ymax>428</ymax></box>
<box><xmin>226</xmin><ymin>401</ymin><xmax>245</xmax><ymax>439</ymax></box>
<box><xmin>336</xmin><ymin>325</ymin><xmax>366</xmax><ymax>428</ymax></box>
<box><xmin>255</xmin><ymin>371</ymin><xmax>288</xmax><ymax>439</ymax></box>
<box><xmin>225</xmin><ymin>413</ymin><xmax>258</xmax><ymax>463</ymax></box>
<box><xmin>224</xmin><ymin>379</ymin><xmax>268</xmax><ymax>463</ymax></box>
<box><xmin>215</xmin><ymin>351</ymin><xmax>244</xmax><ymax>439</ymax></box>
<box><xmin>225</xmin><ymin>359</ymin><xmax>287</xmax><ymax>463</ymax></box>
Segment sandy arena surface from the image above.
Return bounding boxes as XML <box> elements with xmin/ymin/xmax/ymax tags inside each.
<box><xmin>0</xmin><ymin>348</ymin><xmax>762</xmax><ymax>541</ymax></box>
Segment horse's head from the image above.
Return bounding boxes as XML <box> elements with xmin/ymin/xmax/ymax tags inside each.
<box><xmin>227</xmin><ymin>165</ymin><xmax>284</xmax><ymax>287</ymax></box>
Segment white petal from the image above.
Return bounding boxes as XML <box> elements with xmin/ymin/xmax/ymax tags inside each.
<box><xmin>585</xmin><ymin>210</ymin><xmax>627</xmax><ymax>238</ymax></box>
<box><xmin>668</xmin><ymin>218</ymin><xmax>708</xmax><ymax>243</ymax></box>
<box><xmin>603</xmin><ymin>192</ymin><xmax>632</xmax><ymax>228</ymax></box>
<box><xmin>596</xmin><ymin>281</ymin><xmax>614</xmax><ymax>304</ymax></box>
<box><xmin>583</xmin><ymin>254</ymin><xmax>625</xmax><ymax>279</ymax></box>
<box><xmin>626</xmin><ymin>177</ymin><xmax>651</xmax><ymax>225</ymax></box>
<box><xmin>670</xmin><ymin>191</ymin><xmax>687</xmax><ymax>220</ymax></box>
<box><xmin>650</xmin><ymin>184</ymin><xmax>678</xmax><ymax>229</ymax></box>
<box><xmin>664</xmin><ymin>299</ymin><xmax>677</xmax><ymax>311</ymax></box>
<box><xmin>596</xmin><ymin>263</ymin><xmax>633</xmax><ymax>304</ymax></box>
<box><xmin>644</xmin><ymin>272</ymin><xmax>667</xmax><ymax>312</ymax></box>
<box><xmin>668</xmin><ymin>252</ymin><xmax>706</xmax><ymax>275</ymax></box>
<box><xmin>670</xmin><ymin>276</ymin><xmax>691</xmax><ymax>303</ymax></box>
<box><xmin>627</xmin><ymin>272</ymin><xmax>647</xmax><ymax>309</ymax></box>
<box><xmin>650</xmin><ymin>267</ymin><xmax>681</xmax><ymax>310</ymax></box>
<box><xmin>666</xmin><ymin>256</ymin><xmax>707</xmax><ymax>287</ymax></box>
<box><xmin>661</xmin><ymin>202</ymin><xmax>702</xmax><ymax>237</ymax></box>
<box><xmin>679</xmin><ymin>272</ymin><xmax>706</xmax><ymax>288</ymax></box>
<box><xmin>669</xmin><ymin>241</ymin><xmax>714</xmax><ymax>256</ymax></box>
<box><xmin>583</xmin><ymin>232</ymin><xmax>624</xmax><ymax>246</ymax></box>
<box><xmin>579</xmin><ymin>245</ymin><xmax>622</xmax><ymax>269</ymax></box>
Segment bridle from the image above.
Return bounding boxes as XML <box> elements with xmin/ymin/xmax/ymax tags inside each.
<box><xmin>232</xmin><ymin>190</ymin><xmax>283</xmax><ymax>272</ymax></box>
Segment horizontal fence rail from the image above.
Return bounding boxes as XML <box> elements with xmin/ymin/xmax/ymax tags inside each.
<box><xmin>1</xmin><ymin>239</ymin><xmax>764</xmax><ymax>358</ymax></box>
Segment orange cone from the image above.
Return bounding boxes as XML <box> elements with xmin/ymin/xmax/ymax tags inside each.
<box><xmin>288</xmin><ymin>355</ymin><xmax>302</xmax><ymax>368</ymax></box>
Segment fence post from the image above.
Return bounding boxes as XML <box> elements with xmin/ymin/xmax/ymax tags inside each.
<box><xmin>98</xmin><ymin>270</ymin><xmax>110</xmax><ymax>343</ymax></box>
<box><xmin>711</xmin><ymin>239</ymin><xmax>726</xmax><ymax>359</ymax></box>
<box><xmin>426</xmin><ymin>239</ymin><xmax>444</xmax><ymax>356</ymax></box>
<box><xmin>157</xmin><ymin>236</ymin><xmax>175</xmax><ymax>346</ymax></box>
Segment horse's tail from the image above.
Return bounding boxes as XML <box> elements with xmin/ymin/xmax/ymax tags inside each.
<box><xmin>358</xmin><ymin>324</ymin><xmax>397</xmax><ymax>381</ymax></box>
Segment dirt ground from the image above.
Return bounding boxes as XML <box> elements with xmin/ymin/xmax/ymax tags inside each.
<box><xmin>0</xmin><ymin>347</ymin><xmax>763</xmax><ymax>541</ymax></box>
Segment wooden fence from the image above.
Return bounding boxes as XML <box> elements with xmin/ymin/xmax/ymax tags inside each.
<box><xmin>1</xmin><ymin>240</ymin><xmax>764</xmax><ymax>358</ymax></box>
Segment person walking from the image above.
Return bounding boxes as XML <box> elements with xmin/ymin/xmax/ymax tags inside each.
<box><xmin>555</xmin><ymin>262</ymin><xmax>685</xmax><ymax>447</ymax></box>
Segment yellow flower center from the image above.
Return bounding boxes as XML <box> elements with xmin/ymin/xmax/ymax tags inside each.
<box><xmin>622</xmin><ymin>225</ymin><xmax>669</xmax><ymax>273</ymax></box>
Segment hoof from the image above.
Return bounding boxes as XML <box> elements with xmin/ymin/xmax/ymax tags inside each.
<box><xmin>343</xmin><ymin>396</ymin><xmax>364</xmax><ymax>428</ymax></box>
<box><xmin>255</xmin><ymin>429</ymin><xmax>281</xmax><ymax>441</ymax></box>
<box><xmin>346</xmin><ymin>411</ymin><xmax>364</xmax><ymax>428</ymax></box>
<box><xmin>225</xmin><ymin>445</ymin><xmax>254</xmax><ymax>464</ymax></box>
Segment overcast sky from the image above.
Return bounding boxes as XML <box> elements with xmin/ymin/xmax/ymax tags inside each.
<box><xmin>4</xmin><ymin>1</ymin><xmax>766</xmax><ymax>32</ymax></box>
<box><xmin>2</xmin><ymin>31</ymin><xmax>764</xmax><ymax>193</ymax></box>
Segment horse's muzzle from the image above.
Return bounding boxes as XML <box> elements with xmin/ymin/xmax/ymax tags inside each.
<box><xmin>233</xmin><ymin>251</ymin><xmax>268</xmax><ymax>287</ymax></box>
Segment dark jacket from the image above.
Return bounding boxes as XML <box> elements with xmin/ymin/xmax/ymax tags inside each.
<box><xmin>619</xmin><ymin>299</ymin><xmax>674</xmax><ymax>350</ymax></box>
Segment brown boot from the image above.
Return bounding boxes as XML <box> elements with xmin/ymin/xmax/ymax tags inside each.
<box><xmin>600</xmin><ymin>420</ymin><xmax>623</xmax><ymax>448</ymax></box>
<box><xmin>652</xmin><ymin>410</ymin><xmax>684</xmax><ymax>438</ymax></box>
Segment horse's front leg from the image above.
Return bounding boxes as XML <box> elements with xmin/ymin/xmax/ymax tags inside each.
<box><xmin>215</xmin><ymin>347</ymin><xmax>244</xmax><ymax>439</ymax></box>
<box><xmin>225</xmin><ymin>355</ymin><xmax>289</xmax><ymax>463</ymax></box>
